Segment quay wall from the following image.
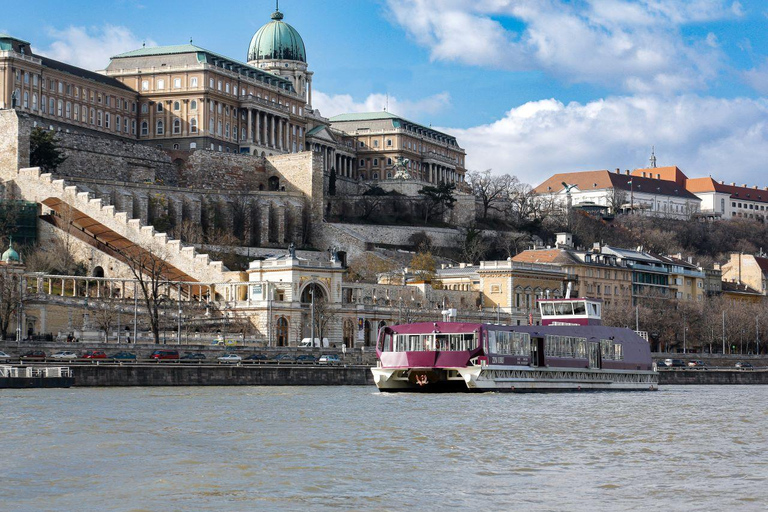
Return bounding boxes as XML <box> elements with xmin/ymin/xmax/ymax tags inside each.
<box><xmin>71</xmin><ymin>365</ymin><xmax>374</xmax><ymax>387</ymax></box>
<box><xmin>658</xmin><ymin>369</ymin><xmax>768</xmax><ymax>385</ymax></box>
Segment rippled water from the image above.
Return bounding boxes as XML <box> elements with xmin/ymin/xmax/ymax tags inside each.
<box><xmin>1</xmin><ymin>386</ymin><xmax>766</xmax><ymax>511</ymax></box>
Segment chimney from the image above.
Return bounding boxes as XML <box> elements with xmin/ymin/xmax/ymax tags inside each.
<box><xmin>713</xmin><ymin>263</ymin><xmax>720</xmax><ymax>271</ymax></box>
<box><xmin>592</xmin><ymin>242</ymin><xmax>601</xmax><ymax>253</ymax></box>
<box><xmin>755</xmin><ymin>185</ymin><xmax>759</xmax><ymax>189</ymax></box>
<box><xmin>616</xmin><ymin>168</ymin><xmax>620</xmax><ymax>174</ymax></box>
<box><xmin>731</xmin><ymin>182</ymin><xmax>736</xmax><ymax>186</ymax></box>
<box><xmin>720</xmin><ymin>181</ymin><xmax>724</xmax><ymax>184</ymax></box>
<box><xmin>625</xmin><ymin>169</ymin><xmax>630</xmax><ymax>175</ymax></box>
<box><xmin>743</xmin><ymin>184</ymin><xmax>748</xmax><ymax>188</ymax></box>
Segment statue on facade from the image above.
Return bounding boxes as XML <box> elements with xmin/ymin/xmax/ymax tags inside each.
<box><xmin>392</xmin><ymin>156</ymin><xmax>411</xmax><ymax>180</ymax></box>
<box><xmin>288</xmin><ymin>242</ymin><xmax>296</xmax><ymax>258</ymax></box>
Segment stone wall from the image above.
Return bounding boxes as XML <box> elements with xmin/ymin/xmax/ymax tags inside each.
<box><xmin>54</xmin><ymin>131</ymin><xmax>178</xmax><ymax>185</ymax></box>
<box><xmin>0</xmin><ymin>110</ymin><xmax>29</xmax><ymax>180</ymax></box>
<box><xmin>181</xmin><ymin>150</ymin><xmax>269</xmax><ymax>191</ymax></box>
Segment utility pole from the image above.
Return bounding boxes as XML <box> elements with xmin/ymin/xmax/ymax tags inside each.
<box><xmin>133</xmin><ymin>287</ymin><xmax>138</xmax><ymax>344</ymax></box>
<box><xmin>722</xmin><ymin>310</ymin><xmax>726</xmax><ymax>355</ymax></box>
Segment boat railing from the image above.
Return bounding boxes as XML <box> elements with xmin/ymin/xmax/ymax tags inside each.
<box><xmin>0</xmin><ymin>366</ymin><xmax>72</xmax><ymax>378</ymax></box>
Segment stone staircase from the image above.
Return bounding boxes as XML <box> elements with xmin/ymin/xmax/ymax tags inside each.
<box><xmin>14</xmin><ymin>167</ymin><xmax>229</xmax><ymax>283</ymax></box>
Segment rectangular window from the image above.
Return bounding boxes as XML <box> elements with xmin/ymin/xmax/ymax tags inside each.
<box><xmin>173</xmin><ymin>78</ymin><xmax>181</xmax><ymax>88</ymax></box>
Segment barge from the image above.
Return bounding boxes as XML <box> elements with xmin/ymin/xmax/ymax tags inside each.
<box><xmin>372</xmin><ymin>298</ymin><xmax>658</xmax><ymax>392</ymax></box>
<box><xmin>0</xmin><ymin>366</ymin><xmax>75</xmax><ymax>388</ymax></box>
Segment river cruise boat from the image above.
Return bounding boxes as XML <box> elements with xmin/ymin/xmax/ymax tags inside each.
<box><xmin>0</xmin><ymin>366</ymin><xmax>74</xmax><ymax>389</ymax></box>
<box><xmin>372</xmin><ymin>298</ymin><xmax>658</xmax><ymax>392</ymax></box>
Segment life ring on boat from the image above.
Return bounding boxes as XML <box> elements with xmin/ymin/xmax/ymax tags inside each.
<box><xmin>415</xmin><ymin>374</ymin><xmax>429</xmax><ymax>386</ymax></box>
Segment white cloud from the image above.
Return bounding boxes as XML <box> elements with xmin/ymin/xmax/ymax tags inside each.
<box><xmin>313</xmin><ymin>91</ymin><xmax>451</xmax><ymax>119</ymax></box>
<box><xmin>35</xmin><ymin>25</ymin><xmax>154</xmax><ymax>71</ymax></box>
<box><xmin>386</xmin><ymin>0</ymin><xmax>737</xmax><ymax>93</ymax></box>
<box><xmin>743</xmin><ymin>58</ymin><xmax>768</xmax><ymax>94</ymax></box>
<box><xmin>443</xmin><ymin>94</ymin><xmax>768</xmax><ymax>186</ymax></box>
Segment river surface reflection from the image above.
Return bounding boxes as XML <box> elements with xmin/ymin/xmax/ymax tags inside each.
<box><xmin>1</xmin><ymin>385</ymin><xmax>766</xmax><ymax>511</ymax></box>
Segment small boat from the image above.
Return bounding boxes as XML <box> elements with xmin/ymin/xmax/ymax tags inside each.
<box><xmin>371</xmin><ymin>298</ymin><xmax>658</xmax><ymax>392</ymax></box>
<box><xmin>0</xmin><ymin>366</ymin><xmax>75</xmax><ymax>389</ymax></box>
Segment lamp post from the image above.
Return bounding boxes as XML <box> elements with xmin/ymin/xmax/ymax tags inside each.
<box><xmin>627</xmin><ymin>179</ymin><xmax>634</xmax><ymax>214</ymax></box>
<box><xmin>722</xmin><ymin>310</ymin><xmax>726</xmax><ymax>354</ymax></box>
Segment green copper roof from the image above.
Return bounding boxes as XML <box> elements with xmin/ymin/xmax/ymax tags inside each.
<box><xmin>329</xmin><ymin>112</ymin><xmax>458</xmax><ymax>142</ymax></box>
<box><xmin>248</xmin><ymin>10</ymin><xmax>306</xmax><ymax>63</ymax></box>
<box><xmin>111</xmin><ymin>43</ymin><xmax>296</xmax><ymax>92</ymax></box>
<box><xmin>112</xmin><ymin>44</ymin><xmax>207</xmax><ymax>59</ymax></box>
<box><xmin>2</xmin><ymin>241</ymin><xmax>20</xmax><ymax>263</ymax></box>
<box><xmin>0</xmin><ymin>33</ymin><xmax>30</xmax><ymax>45</ymax></box>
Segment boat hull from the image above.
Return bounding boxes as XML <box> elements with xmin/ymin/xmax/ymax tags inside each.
<box><xmin>372</xmin><ymin>366</ymin><xmax>658</xmax><ymax>393</ymax></box>
<box><xmin>0</xmin><ymin>377</ymin><xmax>75</xmax><ymax>389</ymax></box>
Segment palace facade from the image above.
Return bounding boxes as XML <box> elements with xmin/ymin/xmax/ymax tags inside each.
<box><xmin>0</xmin><ymin>6</ymin><xmax>466</xmax><ymax>186</ymax></box>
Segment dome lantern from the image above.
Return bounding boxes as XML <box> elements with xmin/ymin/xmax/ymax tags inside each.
<box><xmin>247</xmin><ymin>8</ymin><xmax>306</xmax><ymax>64</ymax></box>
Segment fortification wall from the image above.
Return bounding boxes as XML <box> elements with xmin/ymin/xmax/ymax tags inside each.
<box><xmin>53</xmin><ymin>131</ymin><xmax>177</xmax><ymax>185</ymax></box>
<box><xmin>181</xmin><ymin>150</ymin><xmax>269</xmax><ymax>190</ymax></box>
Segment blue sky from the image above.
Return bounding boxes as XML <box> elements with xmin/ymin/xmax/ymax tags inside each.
<box><xmin>5</xmin><ymin>0</ymin><xmax>768</xmax><ymax>185</ymax></box>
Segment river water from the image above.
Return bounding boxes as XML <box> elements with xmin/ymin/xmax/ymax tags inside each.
<box><xmin>1</xmin><ymin>385</ymin><xmax>766</xmax><ymax>511</ymax></box>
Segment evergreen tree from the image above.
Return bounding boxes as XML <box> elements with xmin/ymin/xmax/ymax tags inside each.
<box><xmin>30</xmin><ymin>128</ymin><xmax>67</xmax><ymax>173</ymax></box>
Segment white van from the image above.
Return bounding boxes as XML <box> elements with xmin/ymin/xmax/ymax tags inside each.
<box><xmin>299</xmin><ymin>338</ymin><xmax>329</xmax><ymax>348</ymax></box>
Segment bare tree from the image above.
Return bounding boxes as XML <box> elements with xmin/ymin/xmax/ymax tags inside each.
<box><xmin>90</xmin><ymin>299</ymin><xmax>117</xmax><ymax>342</ymax></box>
<box><xmin>467</xmin><ymin>170</ymin><xmax>517</xmax><ymax>221</ymax></box>
<box><xmin>123</xmin><ymin>242</ymin><xmax>174</xmax><ymax>345</ymax></box>
<box><xmin>311</xmin><ymin>296</ymin><xmax>338</xmax><ymax>344</ymax></box>
<box><xmin>0</xmin><ymin>267</ymin><xmax>22</xmax><ymax>340</ymax></box>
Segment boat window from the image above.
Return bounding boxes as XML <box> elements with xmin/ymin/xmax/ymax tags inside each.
<box><xmin>600</xmin><ymin>340</ymin><xmax>623</xmax><ymax>360</ymax></box>
<box><xmin>492</xmin><ymin>330</ymin><xmax>531</xmax><ymax>355</ymax></box>
<box><xmin>590</xmin><ymin>303</ymin><xmax>599</xmax><ymax>316</ymax></box>
<box><xmin>391</xmin><ymin>333</ymin><xmax>475</xmax><ymax>351</ymax></box>
<box><xmin>546</xmin><ymin>335</ymin><xmax>588</xmax><ymax>358</ymax></box>
<box><xmin>487</xmin><ymin>330</ymin><xmax>497</xmax><ymax>353</ymax></box>
<box><xmin>555</xmin><ymin>302</ymin><xmax>574</xmax><ymax>315</ymax></box>
<box><xmin>573</xmin><ymin>301</ymin><xmax>587</xmax><ymax>315</ymax></box>
<box><xmin>541</xmin><ymin>303</ymin><xmax>555</xmax><ymax>316</ymax></box>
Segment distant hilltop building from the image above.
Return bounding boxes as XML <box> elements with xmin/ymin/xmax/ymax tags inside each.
<box><xmin>0</xmin><ymin>5</ymin><xmax>465</xmax><ymax>186</ymax></box>
<box><xmin>535</xmin><ymin>162</ymin><xmax>768</xmax><ymax>221</ymax></box>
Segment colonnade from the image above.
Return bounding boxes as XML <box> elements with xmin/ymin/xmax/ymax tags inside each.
<box><xmin>424</xmin><ymin>162</ymin><xmax>457</xmax><ymax>184</ymax></box>
<box><xmin>334</xmin><ymin>152</ymin><xmax>355</xmax><ymax>178</ymax></box>
<box><xmin>245</xmin><ymin>107</ymin><xmax>296</xmax><ymax>153</ymax></box>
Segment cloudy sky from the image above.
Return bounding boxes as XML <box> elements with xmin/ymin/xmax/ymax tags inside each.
<box><xmin>4</xmin><ymin>0</ymin><xmax>768</xmax><ymax>185</ymax></box>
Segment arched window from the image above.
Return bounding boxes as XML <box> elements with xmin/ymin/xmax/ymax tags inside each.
<box><xmin>225</xmin><ymin>123</ymin><xmax>230</xmax><ymax>138</ymax></box>
<box><xmin>49</xmin><ymin>97</ymin><xmax>55</xmax><ymax>114</ymax></box>
<box><xmin>173</xmin><ymin>101</ymin><xmax>180</xmax><ymax>111</ymax></box>
<box><xmin>81</xmin><ymin>105</ymin><xmax>87</xmax><ymax>122</ymax></box>
<box><xmin>190</xmin><ymin>118</ymin><xmax>198</xmax><ymax>133</ymax></box>
<box><xmin>23</xmin><ymin>91</ymin><xmax>29</xmax><ymax>108</ymax></box>
<box><xmin>116</xmin><ymin>115</ymin><xmax>121</xmax><ymax>132</ymax></box>
<box><xmin>173</xmin><ymin>118</ymin><xmax>181</xmax><ymax>134</ymax></box>
<box><xmin>141</xmin><ymin>103</ymin><xmax>148</xmax><ymax>114</ymax></box>
<box><xmin>190</xmin><ymin>100</ymin><xmax>197</xmax><ymax>110</ymax></box>
<box><xmin>41</xmin><ymin>95</ymin><xmax>47</xmax><ymax>113</ymax></box>
<box><xmin>156</xmin><ymin>120</ymin><xmax>164</xmax><ymax>135</ymax></box>
<box><xmin>156</xmin><ymin>102</ymin><xmax>163</xmax><ymax>112</ymax></box>
<box><xmin>141</xmin><ymin>121</ymin><xmax>148</xmax><ymax>136</ymax></box>
<box><xmin>32</xmin><ymin>93</ymin><xmax>37</xmax><ymax>111</ymax></box>
<box><xmin>57</xmin><ymin>100</ymin><xmax>63</xmax><ymax>116</ymax></box>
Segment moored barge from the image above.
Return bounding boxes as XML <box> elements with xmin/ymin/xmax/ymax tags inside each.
<box><xmin>372</xmin><ymin>298</ymin><xmax>658</xmax><ymax>392</ymax></box>
<box><xmin>0</xmin><ymin>366</ymin><xmax>75</xmax><ymax>389</ymax></box>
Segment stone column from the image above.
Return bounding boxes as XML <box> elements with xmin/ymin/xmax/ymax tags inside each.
<box><xmin>259</xmin><ymin>203</ymin><xmax>271</xmax><ymax>246</ymax></box>
<box><xmin>137</xmin><ymin>193</ymin><xmax>149</xmax><ymax>224</ymax></box>
<box><xmin>277</xmin><ymin>204</ymin><xmax>286</xmax><ymax>244</ymax></box>
<box><xmin>256</xmin><ymin>110</ymin><xmax>262</xmax><ymax>146</ymax></box>
<box><xmin>247</xmin><ymin>108</ymin><xmax>253</xmax><ymax>144</ymax></box>
<box><xmin>270</xmin><ymin>115</ymin><xmax>276</xmax><ymax>148</ymax></box>
<box><xmin>278</xmin><ymin>119</ymin><xmax>283</xmax><ymax>151</ymax></box>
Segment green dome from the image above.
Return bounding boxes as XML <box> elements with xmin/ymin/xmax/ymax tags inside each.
<box><xmin>1</xmin><ymin>242</ymin><xmax>19</xmax><ymax>263</ymax></box>
<box><xmin>248</xmin><ymin>10</ymin><xmax>306</xmax><ymax>63</ymax></box>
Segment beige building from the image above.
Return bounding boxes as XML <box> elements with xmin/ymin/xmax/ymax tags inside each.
<box><xmin>721</xmin><ymin>253</ymin><xmax>768</xmax><ymax>295</ymax></box>
<box><xmin>0</xmin><ymin>7</ymin><xmax>466</xmax><ymax>187</ymax></box>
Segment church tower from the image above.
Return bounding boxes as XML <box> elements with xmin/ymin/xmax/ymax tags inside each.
<box><xmin>247</xmin><ymin>4</ymin><xmax>313</xmax><ymax>108</ymax></box>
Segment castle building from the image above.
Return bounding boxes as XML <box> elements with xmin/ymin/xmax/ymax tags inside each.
<box><xmin>0</xmin><ymin>7</ymin><xmax>466</xmax><ymax>186</ymax></box>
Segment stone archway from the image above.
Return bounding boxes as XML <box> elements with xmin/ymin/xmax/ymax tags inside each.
<box><xmin>92</xmin><ymin>266</ymin><xmax>105</xmax><ymax>278</ymax></box>
<box><xmin>276</xmin><ymin>317</ymin><xmax>288</xmax><ymax>347</ymax></box>
<box><xmin>300</xmin><ymin>282</ymin><xmax>328</xmax><ymax>304</ymax></box>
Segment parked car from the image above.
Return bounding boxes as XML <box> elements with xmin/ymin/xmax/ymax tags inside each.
<box><xmin>735</xmin><ymin>361</ymin><xmax>754</xmax><ymax>369</ymax></box>
<box><xmin>0</xmin><ymin>350</ymin><xmax>11</xmax><ymax>362</ymax></box>
<box><xmin>273</xmin><ymin>353</ymin><xmax>295</xmax><ymax>362</ymax></box>
<box><xmin>110</xmin><ymin>351</ymin><xmax>137</xmax><ymax>361</ymax></box>
<box><xmin>295</xmin><ymin>354</ymin><xmax>318</xmax><ymax>364</ymax></box>
<box><xmin>688</xmin><ymin>360</ymin><xmax>706</xmax><ymax>368</ymax></box>
<box><xmin>663</xmin><ymin>358</ymin><xmax>686</xmax><ymax>368</ymax></box>
<box><xmin>81</xmin><ymin>350</ymin><xmax>107</xmax><ymax>359</ymax></box>
<box><xmin>20</xmin><ymin>350</ymin><xmax>46</xmax><ymax>359</ymax></box>
<box><xmin>149</xmin><ymin>350</ymin><xmax>180</xmax><ymax>360</ymax></box>
<box><xmin>180</xmin><ymin>352</ymin><xmax>207</xmax><ymax>360</ymax></box>
<box><xmin>318</xmin><ymin>354</ymin><xmax>341</xmax><ymax>365</ymax></box>
<box><xmin>217</xmin><ymin>353</ymin><xmax>242</xmax><ymax>363</ymax></box>
<box><xmin>50</xmin><ymin>351</ymin><xmax>78</xmax><ymax>360</ymax></box>
<box><xmin>244</xmin><ymin>353</ymin><xmax>267</xmax><ymax>361</ymax></box>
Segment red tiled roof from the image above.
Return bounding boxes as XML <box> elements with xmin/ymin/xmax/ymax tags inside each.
<box><xmin>534</xmin><ymin>170</ymin><xmax>699</xmax><ymax>200</ymax></box>
<box><xmin>687</xmin><ymin>177</ymin><xmax>768</xmax><ymax>204</ymax></box>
